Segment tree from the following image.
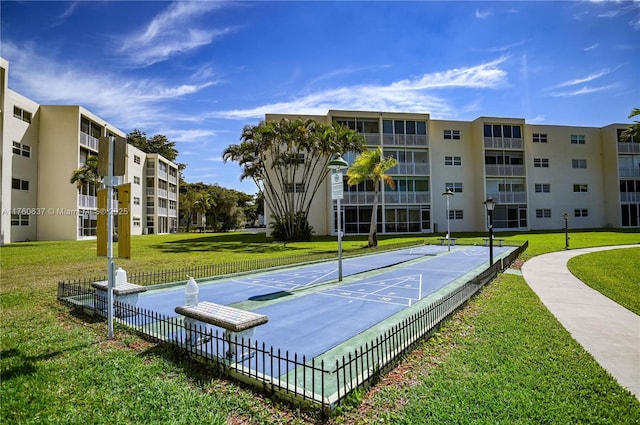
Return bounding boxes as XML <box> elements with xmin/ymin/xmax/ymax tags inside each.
<box><xmin>621</xmin><ymin>108</ymin><xmax>640</xmax><ymax>142</ymax></box>
<box><xmin>223</xmin><ymin>118</ymin><xmax>365</xmax><ymax>241</ymax></box>
<box><xmin>127</xmin><ymin>129</ymin><xmax>186</xmax><ymax>172</ymax></box>
<box><xmin>70</xmin><ymin>155</ymin><xmax>102</xmax><ymax>196</ymax></box>
<box><xmin>346</xmin><ymin>146</ymin><xmax>398</xmax><ymax>247</ymax></box>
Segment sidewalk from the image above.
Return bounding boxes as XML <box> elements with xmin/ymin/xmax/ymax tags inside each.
<box><xmin>521</xmin><ymin>245</ymin><xmax>640</xmax><ymax>400</ymax></box>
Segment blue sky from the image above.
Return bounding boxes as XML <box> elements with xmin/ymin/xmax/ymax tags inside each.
<box><xmin>2</xmin><ymin>1</ymin><xmax>639</xmax><ymax>194</ymax></box>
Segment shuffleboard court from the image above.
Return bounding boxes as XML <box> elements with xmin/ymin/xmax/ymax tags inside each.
<box><xmin>126</xmin><ymin>244</ymin><xmax>514</xmax><ymax>376</ymax></box>
<box><xmin>133</xmin><ymin>244</ymin><xmax>444</xmax><ymax>318</ymax></box>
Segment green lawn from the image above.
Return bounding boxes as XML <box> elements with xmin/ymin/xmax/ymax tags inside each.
<box><xmin>1</xmin><ymin>230</ymin><xmax>639</xmax><ymax>424</ymax></box>
<box><xmin>568</xmin><ymin>247</ymin><xmax>640</xmax><ymax>315</ymax></box>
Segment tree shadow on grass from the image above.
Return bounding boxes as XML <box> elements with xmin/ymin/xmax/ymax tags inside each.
<box><xmin>150</xmin><ymin>233</ymin><xmax>306</xmax><ymax>254</ymax></box>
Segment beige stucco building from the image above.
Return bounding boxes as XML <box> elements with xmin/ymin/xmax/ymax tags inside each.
<box><xmin>265</xmin><ymin>110</ymin><xmax>639</xmax><ymax>236</ymax></box>
<box><xmin>1</xmin><ymin>58</ymin><xmax>179</xmax><ymax>244</ymax></box>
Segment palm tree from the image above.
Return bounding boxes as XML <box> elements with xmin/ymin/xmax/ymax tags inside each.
<box><xmin>621</xmin><ymin>107</ymin><xmax>640</xmax><ymax>141</ymax></box>
<box><xmin>347</xmin><ymin>147</ymin><xmax>398</xmax><ymax>247</ymax></box>
<box><xmin>70</xmin><ymin>155</ymin><xmax>103</xmax><ymax>201</ymax></box>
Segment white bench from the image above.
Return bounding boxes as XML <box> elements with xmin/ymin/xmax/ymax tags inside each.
<box><xmin>92</xmin><ymin>280</ymin><xmax>147</xmax><ymax>317</ymax></box>
<box><xmin>483</xmin><ymin>237</ymin><xmax>505</xmax><ymax>247</ymax></box>
<box><xmin>175</xmin><ymin>301</ymin><xmax>269</xmax><ymax>360</ymax></box>
<box><xmin>437</xmin><ymin>237</ymin><xmax>457</xmax><ymax>246</ymax></box>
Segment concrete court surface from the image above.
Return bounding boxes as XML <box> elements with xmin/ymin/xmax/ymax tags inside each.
<box><xmin>521</xmin><ymin>245</ymin><xmax>640</xmax><ymax>400</ymax></box>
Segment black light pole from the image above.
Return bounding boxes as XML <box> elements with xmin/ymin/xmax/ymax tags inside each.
<box><xmin>564</xmin><ymin>213</ymin><xmax>569</xmax><ymax>250</ymax></box>
<box><xmin>442</xmin><ymin>189</ymin><xmax>454</xmax><ymax>251</ymax></box>
<box><xmin>484</xmin><ymin>198</ymin><xmax>496</xmax><ymax>266</ymax></box>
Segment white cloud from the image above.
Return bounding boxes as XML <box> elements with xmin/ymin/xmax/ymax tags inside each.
<box><xmin>118</xmin><ymin>1</ymin><xmax>235</xmax><ymax>67</ymax></box>
<box><xmin>213</xmin><ymin>58</ymin><xmax>509</xmax><ymax>119</ymax></box>
<box><xmin>475</xmin><ymin>9</ymin><xmax>491</xmax><ymax>19</ymax></box>
<box><xmin>550</xmin><ymin>84</ymin><xmax>618</xmax><ymax>97</ymax></box>
<box><xmin>551</xmin><ymin>69</ymin><xmax>611</xmax><ymax>89</ymax></box>
<box><xmin>2</xmin><ymin>42</ymin><xmax>216</xmax><ymax>129</ymax></box>
<box><xmin>584</xmin><ymin>43</ymin><xmax>599</xmax><ymax>51</ymax></box>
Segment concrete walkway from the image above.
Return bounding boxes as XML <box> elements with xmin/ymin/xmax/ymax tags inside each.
<box><xmin>521</xmin><ymin>245</ymin><xmax>639</xmax><ymax>400</ymax></box>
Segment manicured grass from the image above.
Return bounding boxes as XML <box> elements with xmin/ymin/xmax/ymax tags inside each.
<box><xmin>1</xmin><ymin>229</ymin><xmax>639</xmax><ymax>424</ymax></box>
<box><xmin>568</xmin><ymin>247</ymin><xmax>640</xmax><ymax>315</ymax></box>
<box><xmin>334</xmin><ymin>274</ymin><xmax>640</xmax><ymax>424</ymax></box>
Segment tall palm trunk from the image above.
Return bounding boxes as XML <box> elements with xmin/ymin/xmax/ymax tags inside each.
<box><xmin>368</xmin><ymin>182</ymin><xmax>379</xmax><ymax>247</ymax></box>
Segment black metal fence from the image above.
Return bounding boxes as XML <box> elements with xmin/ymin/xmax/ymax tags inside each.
<box><xmin>58</xmin><ymin>241</ymin><xmax>528</xmax><ymax>414</ymax></box>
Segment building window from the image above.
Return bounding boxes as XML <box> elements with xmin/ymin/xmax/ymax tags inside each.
<box><xmin>134</xmin><ymin>155</ymin><xmax>141</xmax><ymax>164</ymax></box>
<box><xmin>133</xmin><ymin>197</ymin><xmax>141</xmax><ymax>206</ymax></box>
<box><xmin>532</xmin><ymin>133</ymin><xmax>547</xmax><ymax>143</ymax></box>
<box><xmin>535</xmin><ymin>183</ymin><xmax>551</xmax><ymax>193</ymax></box>
<box><xmin>11</xmin><ymin>178</ymin><xmax>29</xmax><ymax>191</ymax></box>
<box><xmin>13</xmin><ymin>106</ymin><xmax>32</xmax><ymax>123</ymax></box>
<box><xmin>449</xmin><ymin>210</ymin><xmax>464</xmax><ymax>220</ymax></box>
<box><xmin>12</xmin><ymin>141</ymin><xmax>31</xmax><ymax>158</ymax></box>
<box><xmin>572</xmin><ymin>159</ymin><xmax>587</xmax><ymax>169</ymax></box>
<box><xmin>573</xmin><ymin>184</ymin><xmax>588</xmax><ymax>193</ymax></box>
<box><xmin>533</xmin><ymin>158</ymin><xmax>549</xmax><ymax>168</ymax></box>
<box><xmin>169</xmin><ymin>200</ymin><xmax>177</xmax><ymax>210</ymax></box>
<box><xmin>445</xmin><ymin>182</ymin><xmax>463</xmax><ymax>193</ymax></box>
<box><xmin>444</xmin><ymin>130</ymin><xmax>460</xmax><ymax>140</ymax></box>
<box><xmin>574</xmin><ymin>209</ymin><xmax>589</xmax><ymax>217</ymax></box>
<box><xmin>536</xmin><ymin>209</ymin><xmax>552</xmax><ymax>218</ymax></box>
<box><xmin>483</xmin><ymin>124</ymin><xmax>522</xmax><ymax>139</ymax></box>
<box><xmin>11</xmin><ymin>214</ymin><xmax>30</xmax><ymax>226</ymax></box>
<box><xmin>571</xmin><ymin>134</ymin><xmax>586</xmax><ymax>145</ymax></box>
<box><xmin>133</xmin><ymin>217</ymin><xmax>141</xmax><ymax>227</ymax></box>
<box><xmin>445</xmin><ymin>156</ymin><xmax>462</xmax><ymax>166</ymax></box>
<box><xmin>133</xmin><ymin>176</ymin><xmax>141</xmax><ymax>185</ymax></box>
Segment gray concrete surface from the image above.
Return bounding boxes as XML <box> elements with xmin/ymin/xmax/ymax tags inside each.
<box><xmin>521</xmin><ymin>245</ymin><xmax>639</xmax><ymax>400</ymax></box>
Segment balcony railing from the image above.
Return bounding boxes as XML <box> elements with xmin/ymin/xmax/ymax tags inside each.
<box><xmin>79</xmin><ymin>194</ymin><xmax>97</xmax><ymax>208</ymax></box>
<box><xmin>484</xmin><ymin>137</ymin><xmax>523</xmax><ymax>150</ymax></box>
<box><xmin>168</xmin><ymin>191</ymin><xmax>177</xmax><ymax>200</ymax></box>
<box><xmin>158</xmin><ymin>189</ymin><xmax>168</xmax><ymax>199</ymax></box>
<box><xmin>389</xmin><ymin>163</ymin><xmax>430</xmax><ymax>176</ymax></box>
<box><xmin>485</xmin><ymin>164</ymin><xmax>526</xmax><ymax>176</ymax></box>
<box><xmin>158</xmin><ymin>207</ymin><xmax>168</xmax><ymax>216</ymax></box>
<box><xmin>384</xmin><ymin>191</ymin><xmax>430</xmax><ymax>204</ymax></box>
<box><xmin>618</xmin><ymin>142</ymin><xmax>640</xmax><ymax>154</ymax></box>
<box><xmin>363</xmin><ymin>133</ymin><xmax>381</xmax><ymax>146</ymax></box>
<box><xmin>486</xmin><ymin>191</ymin><xmax>527</xmax><ymax>204</ymax></box>
<box><xmin>80</xmin><ymin>132</ymin><xmax>99</xmax><ymax>151</ymax></box>
<box><xmin>383</xmin><ymin>134</ymin><xmax>429</xmax><ymax>147</ymax></box>
<box><xmin>619</xmin><ymin>167</ymin><xmax>640</xmax><ymax>178</ymax></box>
<box><xmin>342</xmin><ymin>192</ymin><xmax>376</xmax><ymax>205</ymax></box>
<box><xmin>621</xmin><ymin>192</ymin><xmax>640</xmax><ymax>202</ymax></box>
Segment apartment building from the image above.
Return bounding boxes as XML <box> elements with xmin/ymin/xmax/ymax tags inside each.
<box><xmin>0</xmin><ymin>58</ymin><xmax>179</xmax><ymax>244</ymax></box>
<box><xmin>265</xmin><ymin>110</ymin><xmax>639</xmax><ymax>236</ymax></box>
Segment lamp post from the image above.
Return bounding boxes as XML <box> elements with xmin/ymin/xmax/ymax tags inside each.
<box><xmin>442</xmin><ymin>189</ymin><xmax>454</xmax><ymax>251</ymax></box>
<box><xmin>328</xmin><ymin>154</ymin><xmax>349</xmax><ymax>281</ymax></box>
<box><xmin>564</xmin><ymin>213</ymin><xmax>569</xmax><ymax>250</ymax></box>
<box><xmin>483</xmin><ymin>198</ymin><xmax>496</xmax><ymax>266</ymax></box>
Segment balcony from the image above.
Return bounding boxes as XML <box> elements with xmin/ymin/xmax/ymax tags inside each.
<box><xmin>384</xmin><ymin>191</ymin><xmax>430</xmax><ymax>204</ymax></box>
<box><xmin>383</xmin><ymin>134</ymin><xmax>429</xmax><ymax>147</ymax></box>
<box><xmin>619</xmin><ymin>167</ymin><xmax>640</xmax><ymax>178</ymax></box>
<box><xmin>389</xmin><ymin>163</ymin><xmax>430</xmax><ymax>176</ymax></box>
<box><xmin>484</xmin><ymin>137</ymin><xmax>523</xmax><ymax>150</ymax></box>
<box><xmin>363</xmin><ymin>133</ymin><xmax>381</xmax><ymax>146</ymax></box>
<box><xmin>618</xmin><ymin>142</ymin><xmax>640</xmax><ymax>154</ymax></box>
<box><xmin>485</xmin><ymin>164</ymin><xmax>525</xmax><ymax>176</ymax></box>
<box><xmin>79</xmin><ymin>194</ymin><xmax>97</xmax><ymax>208</ymax></box>
<box><xmin>80</xmin><ymin>132</ymin><xmax>99</xmax><ymax>151</ymax></box>
<box><xmin>342</xmin><ymin>192</ymin><xmax>376</xmax><ymax>205</ymax></box>
<box><xmin>158</xmin><ymin>189</ymin><xmax>168</xmax><ymax>199</ymax></box>
<box><xmin>486</xmin><ymin>191</ymin><xmax>527</xmax><ymax>204</ymax></box>
<box><xmin>168</xmin><ymin>191</ymin><xmax>177</xmax><ymax>200</ymax></box>
<box><xmin>621</xmin><ymin>192</ymin><xmax>640</xmax><ymax>202</ymax></box>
